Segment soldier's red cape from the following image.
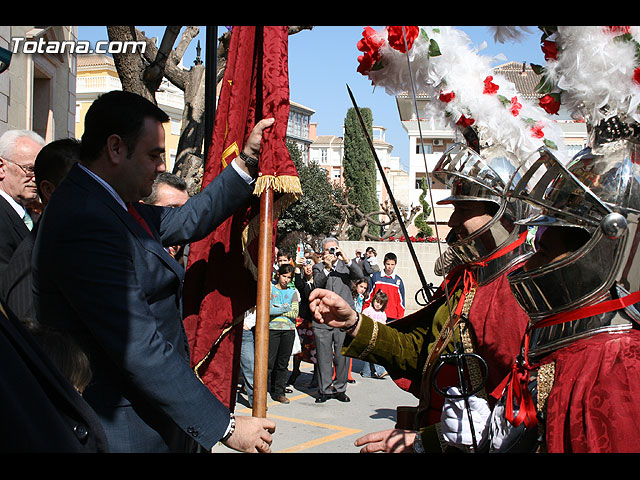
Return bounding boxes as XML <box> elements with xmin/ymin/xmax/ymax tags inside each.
<box><xmin>182</xmin><ymin>26</ymin><xmax>301</xmax><ymax>409</ymax></box>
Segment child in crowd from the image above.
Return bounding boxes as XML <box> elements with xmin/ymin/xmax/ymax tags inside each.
<box><xmin>360</xmin><ymin>290</ymin><xmax>388</xmax><ymax>379</ymax></box>
<box><xmin>28</xmin><ymin>325</ymin><xmax>92</xmax><ymax>395</ymax></box>
<box><xmin>268</xmin><ymin>264</ymin><xmax>299</xmax><ymax>403</ymax></box>
<box><xmin>352</xmin><ymin>278</ymin><xmax>369</xmax><ymax>314</ymax></box>
<box><xmin>363</xmin><ymin>252</ymin><xmax>405</xmax><ymax>321</ymax></box>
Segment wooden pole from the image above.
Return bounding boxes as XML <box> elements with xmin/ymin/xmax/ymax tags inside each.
<box><xmin>252</xmin><ymin>184</ymin><xmax>273</xmax><ymax>418</ymax></box>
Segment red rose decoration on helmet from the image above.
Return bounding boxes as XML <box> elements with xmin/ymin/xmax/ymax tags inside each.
<box><xmin>510</xmin><ymin>96</ymin><xmax>522</xmax><ymax>117</ymax></box>
<box><xmin>483</xmin><ymin>75</ymin><xmax>499</xmax><ymax>95</ymax></box>
<box><xmin>456</xmin><ymin>114</ymin><xmax>475</xmax><ymax>128</ymax></box>
<box><xmin>386</xmin><ymin>26</ymin><xmax>419</xmax><ymax>53</ymax></box>
<box><xmin>439</xmin><ymin>90</ymin><xmax>455</xmax><ymax>103</ymax></box>
<box><xmin>530</xmin><ymin>121</ymin><xmax>545</xmax><ymax>139</ymax></box>
<box><xmin>357</xmin><ymin>26</ymin><xmax>385</xmax><ymax>75</ymax></box>
<box><xmin>539</xmin><ymin>93</ymin><xmax>561</xmax><ymax>115</ymax></box>
<box><xmin>541</xmin><ymin>40</ymin><xmax>558</xmax><ymax>61</ymax></box>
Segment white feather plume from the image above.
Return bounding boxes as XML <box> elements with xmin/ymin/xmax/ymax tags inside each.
<box><xmin>491</xmin><ymin>26</ymin><xmax>534</xmax><ymax>44</ymax></box>
<box><xmin>541</xmin><ymin>26</ymin><xmax>640</xmax><ymax>125</ymax></box>
<box><xmin>357</xmin><ymin>26</ymin><xmax>567</xmax><ymax>166</ymax></box>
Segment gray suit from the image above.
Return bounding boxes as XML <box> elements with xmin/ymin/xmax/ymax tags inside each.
<box><xmin>312</xmin><ymin>259</ymin><xmax>364</xmax><ymax>395</ymax></box>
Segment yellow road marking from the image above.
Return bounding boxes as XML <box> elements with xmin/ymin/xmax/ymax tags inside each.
<box><xmin>236</xmin><ymin>393</ymin><xmax>362</xmax><ymax>453</ymax></box>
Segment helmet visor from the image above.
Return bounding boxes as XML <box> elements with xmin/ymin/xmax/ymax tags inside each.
<box><xmin>508</xmin><ymin>147</ymin><xmax>613</xmax><ymax>231</ymax></box>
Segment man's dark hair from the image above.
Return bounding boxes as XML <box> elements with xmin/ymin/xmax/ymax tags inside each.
<box><xmin>80</xmin><ymin>90</ymin><xmax>169</xmax><ymax>163</ymax></box>
<box><xmin>142</xmin><ymin>172</ymin><xmax>188</xmax><ymax>204</ymax></box>
<box><xmin>384</xmin><ymin>252</ymin><xmax>397</xmax><ymax>263</ymax></box>
<box><xmin>34</xmin><ymin>138</ymin><xmax>80</xmax><ymax>198</ymax></box>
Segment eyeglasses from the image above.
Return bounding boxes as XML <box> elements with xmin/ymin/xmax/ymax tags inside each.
<box><xmin>1</xmin><ymin>157</ymin><xmax>35</xmax><ymax>176</ymax></box>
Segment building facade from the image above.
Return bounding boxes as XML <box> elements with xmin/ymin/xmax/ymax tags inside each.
<box><xmin>0</xmin><ymin>26</ymin><xmax>77</xmax><ymax>141</ymax></box>
<box><xmin>75</xmin><ymin>53</ymin><xmax>185</xmax><ymax>172</ymax></box>
<box><xmin>309</xmin><ymin>124</ymin><xmax>409</xmax><ymax>212</ymax></box>
<box><xmin>287</xmin><ymin>100</ymin><xmax>315</xmax><ymax>163</ymax></box>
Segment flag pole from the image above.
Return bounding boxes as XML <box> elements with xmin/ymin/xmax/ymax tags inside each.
<box><xmin>252</xmin><ymin>183</ymin><xmax>273</xmax><ymax>418</ymax></box>
<box><xmin>252</xmin><ymin>25</ymin><xmax>271</xmax><ymax>418</ymax></box>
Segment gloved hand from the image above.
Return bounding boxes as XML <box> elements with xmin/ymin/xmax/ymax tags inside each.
<box><xmin>440</xmin><ymin>387</ymin><xmax>491</xmax><ymax>447</ymax></box>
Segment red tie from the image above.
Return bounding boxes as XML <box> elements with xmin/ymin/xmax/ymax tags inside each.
<box><xmin>126</xmin><ymin>203</ymin><xmax>154</xmax><ymax>238</ymax></box>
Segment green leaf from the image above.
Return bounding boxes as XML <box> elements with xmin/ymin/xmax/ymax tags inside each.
<box><xmin>613</xmin><ymin>32</ymin><xmax>633</xmax><ymax>43</ymax></box>
<box><xmin>428</xmin><ymin>39</ymin><xmax>441</xmax><ymax>57</ymax></box>
<box><xmin>535</xmin><ymin>76</ymin><xmax>555</xmax><ymax>95</ymax></box>
<box><xmin>530</xmin><ymin>63</ymin><xmax>545</xmax><ymax>75</ymax></box>
<box><xmin>497</xmin><ymin>94</ymin><xmax>511</xmax><ymax>106</ymax></box>
<box><xmin>371</xmin><ymin>60</ymin><xmax>384</xmax><ymax>71</ymax></box>
<box><xmin>543</xmin><ymin>138</ymin><xmax>558</xmax><ymax>150</ymax></box>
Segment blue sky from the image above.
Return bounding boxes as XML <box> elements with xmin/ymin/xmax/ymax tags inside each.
<box><xmin>77</xmin><ymin>25</ymin><xmax>545</xmax><ymax>170</ymax></box>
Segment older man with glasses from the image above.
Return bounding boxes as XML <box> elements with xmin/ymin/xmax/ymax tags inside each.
<box><xmin>0</xmin><ymin>130</ymin><xmax>45</xmax><ymax>279</ymax></box>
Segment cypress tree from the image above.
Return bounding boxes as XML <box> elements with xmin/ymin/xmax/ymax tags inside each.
<box><xmin>343</xmin><ymin>107</ymin><xmax>380</xmax><ymax>239</ymax></box>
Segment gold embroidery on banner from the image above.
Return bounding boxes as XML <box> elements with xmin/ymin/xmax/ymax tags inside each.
<box><xmin>221</xmin><ymin>141</ymin><xmax>239</xmax><ymax>169</ymax></box>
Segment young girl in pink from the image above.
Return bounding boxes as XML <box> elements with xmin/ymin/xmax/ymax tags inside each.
<box><xmin>360</xmin><ymin>290</ymin><xmax>388</xmax><ymax>378</ymax></box>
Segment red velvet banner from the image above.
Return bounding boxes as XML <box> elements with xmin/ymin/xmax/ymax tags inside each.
<box><xmin>182</xmin><ymin>26</ymin><xmax>299</xmax><ymax>409</ymax></box>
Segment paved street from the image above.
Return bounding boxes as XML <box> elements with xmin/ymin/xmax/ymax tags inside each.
<box><xmin>212</xmin><ymin>358</ymin><xmax>418</xmax><ymax>454</ymax></box>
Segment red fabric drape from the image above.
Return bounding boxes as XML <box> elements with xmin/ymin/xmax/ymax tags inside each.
<box><xmin>544</xmin><ymin>330</ymin><xmax>640</xmax><ymax>453</ymax></box>
<box><xmin>182</xmin><ymin>26</ymin><xmax>300</xmax><ymax>409</ymax></box>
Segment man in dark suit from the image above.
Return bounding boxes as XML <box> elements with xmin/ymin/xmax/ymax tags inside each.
<box><xmin>312</xmin><ymin>237</ymin><xmax>364</xmax><ymax>403</ymax></box>
<box><xmin>0</xmin><ymin>298</ymin><xmax>109</xmax><ymax>452</ymax></box>
<box><xmin>1</xmin><ymin>138</ymin><xmax>78</xmax><ymax>325</ymax></box>
<box><xmin>32</xmin><ymin>91</ymin><xmax>275</xmax><ymax>453</ymax></box>
<box><xmin>0</xmin><ymin>129</ymin><xmax>44</xmax><ymax>280</ymax></box>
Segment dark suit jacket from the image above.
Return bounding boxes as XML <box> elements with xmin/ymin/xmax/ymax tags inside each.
<box><xmin>312</xmin><ymin>259</ymin><xmax>364</xmax><ymax>329</ymax></box>
<box><xmin>0</xmin><ymin>299</ymin><xmax>109</xmax><ymax>452</ymax></box>
<box><xmin>0</xmin><ymin>224</ymin><xmax>38</xmax><ymax>325</ymax></box>
<box><xmin>294</xmin><ymin>272</ymin><xmax>314</xmax><ymax>320</ymax></box>
<box><xmin>32</xmin><ymin>163</ymin><xmax>253</xmax><ymax>453</ymax></box>
<box><xmin>0</xmin><ymin>194</ymin><xmax>29</xmax><ymax>281</ymax></box>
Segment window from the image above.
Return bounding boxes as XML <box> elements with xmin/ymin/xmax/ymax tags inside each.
<box><xmin>320</xmin><ymin>148</ymin><xmax>328</xmax><ymax>164</ymax></box>
<box><xmin>415</xmin><ymin>175</ymin><xmax>431</xmax><ymax>190</ymax></box>
<box><xmin>416</xmin><ymin>143</ymin><xmax>433</xmax><ymax>154</ymax></box>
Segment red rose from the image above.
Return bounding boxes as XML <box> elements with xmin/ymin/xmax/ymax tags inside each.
<box><xmin>510</xmin><ymin>96</ymin><xmax>522</xmax><ymax>116</ymax></box>
<box><xmin>439</xmin><ymin>90</ymin><xmax>455</xmax><ymax>103</ymax></box>
<box><xmin>605</xmin><ymin>26</ymin><xmax>631</xmax><ymax>35</ymax></box>
<box><xmin>483</xmin><ymin>75</ymin><xmax>499</xmax><ymax>95</ymax></box>
<box><xmin>357</xmin><ymin>26</ymin><xmax>385</xmax><ymax>54</ymax></box>
<box><xmin>356</xmin><ymin>27</ymin><xmax>385</xmax><ymax>75</ymax></box>
<box><xmin>530</xmin><ymin>121</ymin><xmax>545</xmax><ymax>139</ymax></box>
<box><xmin>633</xmin><ymin>67</ymin><xmax>640</xmax><ymax>85</ymax></box>
<box><xmin>541</xmin><ymin>40</ymin><xmax>558</xmax><ymax>61</ymax></box>
<box><xmin>386</xmin><ymin>26</ymin><xmax>419</xmax><ymax>53</ymax></box>
<box><xmin>456</xmin><ymin>114</ymin><xmax>475</xmax><ymax>128</ymax></box>
<box><xmin>357</xmin><ymin>52</ymin><xmax>376</xmax><ymax>75</ymax></box>
<box><xmin>539</xmin><ymin>94</ymin><xmax>561</xmax><ymax>115</ymax></box>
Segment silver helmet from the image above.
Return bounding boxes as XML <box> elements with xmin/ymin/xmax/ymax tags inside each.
<box><xmin>432</xmin><ymin>140</ymin><xmax>534</xmax><ymax>284</ymax></box>
<box><xmin>506</xmin><ymin>116</ymin><xmax>640</xmax><ymax>354</ymax></box>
